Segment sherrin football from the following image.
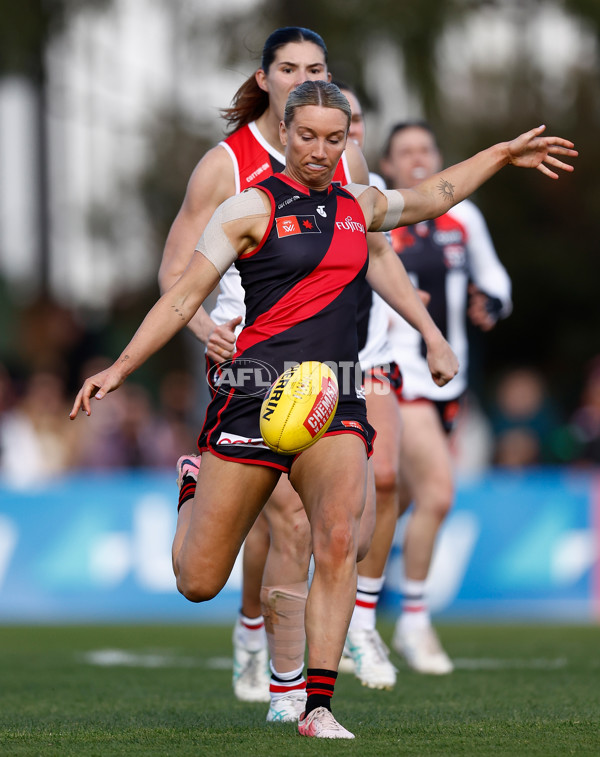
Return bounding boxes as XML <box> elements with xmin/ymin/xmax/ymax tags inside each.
<box><xmin>260</xmin><ymin>361</ymin><xmax>339</xmax><ymax>454</ymax></box>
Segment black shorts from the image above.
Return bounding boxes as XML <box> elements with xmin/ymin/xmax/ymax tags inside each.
<box><xmin>397</xmin><ymin>394</ymin><xmax>463</xmax><ymax>435</ymax></box>
<box><xmin>363</xmin><ymin>361</ymin><xmax>403</xmax><ymax>397</ymax></box>
<box><xmin>197</xmin><ymin>387</ymin><xmax>376</xmax><ymax>473</ymax></box>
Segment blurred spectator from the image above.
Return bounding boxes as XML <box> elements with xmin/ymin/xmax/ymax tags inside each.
<box><xmin>16</xmin><ymin>295</ymin><xmax>85</xmax><ymax>380</ymax></box>
<box><xmin>568</xmin><ymin>356</ymin><xmax>600</xmax><ymax>466</ymax></box>
<box><xmin>488</xmin><ymin>366</ymin><xmax>563</xmax><ymax>467</ymax></box>
<box><xmin>0</xmin><ymin>369</ymin><xmax>80</xmax><ymax>487</ymax></box>
<box><xmin>71</xmin><ymin>357</ymin><xmax>197</xmax><ymax>470</ymax></box>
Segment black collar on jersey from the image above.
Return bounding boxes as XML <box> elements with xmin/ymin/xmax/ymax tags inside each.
<box><xmin>276</xmin><ymin>172</ymin><xmax>336</xmax><ymax>198</ymax></box>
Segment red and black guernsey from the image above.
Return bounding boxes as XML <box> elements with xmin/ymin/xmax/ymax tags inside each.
<box><xmin>233</xmin><ymin>173</ymin><xmax>368</xmax><ymax>403</ymax></box>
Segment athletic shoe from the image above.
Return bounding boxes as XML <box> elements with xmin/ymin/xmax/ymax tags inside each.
<box><xmin>392</xmin><ymin>621</ymin><xmax>454</xmax><ymax>675</ymax></box>
<box><xmin>298</xmin><ymin>707</ymin><xmax>355</xmax><ymax>739</ymax></box>
<box><xmin>232</xmin><ymin>620</ymin><xmax>270</xmax><ymax>702</ymax></box>
<box><xmin>337</xmin><ymin>648</ymin><xmax>355</xmax><ymax>674</ymax></box>
<box><xmin>344</xmin><ymin>628</ymin><xmax>397</xmax><ymax>690</ymax></box>
<box><xmin>176</xmin><ymin>454</ymin><xmax>200</xmax><ymax>488</ymax></box>
<box><xmin>266</xmin><ymin>690</ymin><xmax>307</xmax><ymax>723</ymax></box>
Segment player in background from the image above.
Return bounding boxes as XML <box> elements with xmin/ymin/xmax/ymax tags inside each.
<box><xmin>346</xmin><ymin>120</ymin><xmax>513</xmax><ymax>676</ymax></box>
<box><xmin>332</xmin><ymin>81</ymin><xmax>402</xmax><ymax>689</ymax></box>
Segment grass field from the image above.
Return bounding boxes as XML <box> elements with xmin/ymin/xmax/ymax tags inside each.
<box><xmin>0</xmin><ymin>623</ymin><xmax>598</xmax><ymax>756</ymax></box>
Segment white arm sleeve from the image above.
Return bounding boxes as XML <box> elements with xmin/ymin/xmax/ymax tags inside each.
<box><xmin>195</xmin><ymin>188</ymin><xmax>269</xmax><ymax>276</ymax></box>
<box><xmin>452</xmin><ymin>199</ymin><xmax>512</xmax><ymax>318</ymax></box>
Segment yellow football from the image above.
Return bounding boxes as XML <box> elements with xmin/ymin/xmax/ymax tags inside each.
<box><xmin>259</xmin><ymin>361</ymin><xmax>339</xmax><ymax>455</ymax></box>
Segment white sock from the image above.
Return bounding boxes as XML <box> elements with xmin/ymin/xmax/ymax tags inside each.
<box><xmin>349</xmin><ymin>574</ymin><xmax>385</xmax><ymax>631</ymax></box>
<box><xmin>399</xmin><ymin>578</ymin><xmax>430</xmax><ymax>632</ymax></box>
<box><xmin>236</xmin><ymin>612</ymin><xmax>266</xmax><ymax>652</ymax></box>
<box><xmin>269</xmin><ymin>662</ymin><xmax>306</xmax><ymax>702</ymax></box>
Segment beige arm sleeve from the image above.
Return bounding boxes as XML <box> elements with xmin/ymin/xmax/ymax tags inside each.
<box><xmin>195</xmin><ymin>188</ymin><xmax>268</xmax><ymax>276</ymax></box>
<box><xmin>343</xmin><ymin>183</ymin><xmax>405</xmax><ymax>232</ymax></box>
<box><xmin>373</xmin><ymin>188</ymin><xmax>405</xmax><ymax>231</ymax></box>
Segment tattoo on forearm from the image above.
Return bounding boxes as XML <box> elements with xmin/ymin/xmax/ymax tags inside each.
<box><xmin>171</xmin><ymin>305</ymin><xmax>186</xmax><ymax>321</ymax></box>
<box><xmin>120</xmin><ymin>355</ymin><xmax>130</xmax><ymax>364</ymax></box>
<box><xmin>437</xmin><ymin>178</ymin><xmax>455</xmax><ymax>202</ymax></box>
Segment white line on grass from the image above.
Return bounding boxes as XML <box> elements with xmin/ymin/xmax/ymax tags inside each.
<box><xmin>452</xmin><ymin>657</ymin><xmax>568</xmax><ymax>670</ymax></box>
<box><xmin>80</xmin><ymin>649</ymin><xmax>234</xmax><ymax>669</ymax></box>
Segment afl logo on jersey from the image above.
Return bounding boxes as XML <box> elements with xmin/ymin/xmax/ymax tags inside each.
<box><xmin>276</xmin><ymin>215</ymin><xmax>322</xmax><ymax>237</ymax></box>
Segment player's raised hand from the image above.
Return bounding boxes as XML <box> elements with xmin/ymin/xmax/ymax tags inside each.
<box><xmin>507</xmin><ymin>125</ymin><xmax>577</xmax><ymax>179</ymax></box>
<box><xmin>69</xmin><ymin>366</ymin><xmax>125</xmax><ymax>418</ymax></box>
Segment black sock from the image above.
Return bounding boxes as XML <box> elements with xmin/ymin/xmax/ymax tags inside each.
<box><xmin>177</xmin><ymin>475</ymin><xmax>197</xmax><ymax>512</ymax></box>
<box><xmin>305</xmin><ymin>668</ymin><xmax>337</xmax><ymax>715</ymax></box>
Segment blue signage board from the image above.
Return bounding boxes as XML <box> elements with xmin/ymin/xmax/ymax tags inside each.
<box><xmin>0</xmin><ymin>469</ymin><xmax>598</xmax><ymax>623</ymax></box>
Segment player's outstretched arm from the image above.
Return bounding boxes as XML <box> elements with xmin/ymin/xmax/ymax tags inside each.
<box><xmin>70</xmin><ymin>253</ymin><xmax>222</xmax><ymax>418</ymax></box>
<box><xmin>365</xmin><ymin>125</ymin><xmax>577</xmax><ymax>230</ymax></box>
<box><xmin>71</xmin><ymin>190</ymin><xmax>270</xmax><ymax>419</ymax></box>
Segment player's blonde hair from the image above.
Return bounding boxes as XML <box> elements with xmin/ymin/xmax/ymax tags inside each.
<box><xmin>283</xmin><ymin>81</ymin><xmax>351</xmax><ymax>132</ymax></box>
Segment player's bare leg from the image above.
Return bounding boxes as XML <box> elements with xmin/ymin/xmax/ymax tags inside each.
<box><xmin>291</xmin><ymin>433</ymin><xmax>368</xmax><ymax>739</ymax></box>
<box><xmin>173</xmin><ymin>452</ymin><xmax>279</xmax><ymax>600</ymax></box>
<box><xmin>173</xmin><ymin>454</ymin><xmax>273</xmax><ymax>701</ymax></box>
<box><xmin>261</xmin><ymin>477</ymin><xmax>312</xmax><ymax>722</ymax></box>
<box><xmin>391</xmin><ymin>402</ymin><xmax>454</xmax><ymax>674</ymax></box>
<box><xmin>232</xmin><ymin>512</ymin><xmax>271</xmax><ymax>702</ymax></box>
<box><xmin>345</xmin><ymin>383</ymin><xmax>401</xmax><ymax>689</ymax></box>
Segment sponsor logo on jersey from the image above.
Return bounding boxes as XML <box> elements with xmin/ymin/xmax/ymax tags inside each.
<box><xmin>216</xmin><ymin>431</ymin><xmax>269</xmax><ymax>448</ymax></box>
<box><xmin>316</xmin><ymin>205</ymin><xmax>327</xmax><ymax>217</ymax></box>
<box><xmin>335</xmin><ymin>215</ymin><xmax>365</xmax><ymax>233</ymax></box>
<box><xmin>341</xmin><ymin>420</ymin><xmax>365</xmax><ymax>432</ymax></box>
<box><xmin>276</xmin><ymin>215</ymin><xmax>321</xmax><ymax>237</ymax></box>
<box><xmin>433</xmin><ymin>229</ymin><xmax>464</xmax><ymax>246</ymax></box>
<box><xmin>277</xmin><ymin>195</ymin><xmax>300</xmax><ymax>210</ymax></box>
<box><xmin>443</xmin><ymin>244</ymin><xmax>466</xmax><ymax>269</ymax></box>
<box><xmin>246</xmin><ymin>162</ymin><xmax>270</xmax><ymax>183</ymax></box>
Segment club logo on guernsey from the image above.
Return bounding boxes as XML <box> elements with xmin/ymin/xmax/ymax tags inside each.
<box><xmin>303</xmin><ymin>376</ymin><xmax>338</xmax><ymax>438</ymax></box>
<box><xmin>335</xmin><ymin>215</ymin><xmax>365</xmax><ymax>233</ymax></box>
<box><xmin>276</xmin><ymin>215</ymin><xmax>322</xmax><ymax>237</ymax></box>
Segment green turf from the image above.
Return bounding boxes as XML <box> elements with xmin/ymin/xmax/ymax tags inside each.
<box><xmin>0</xmin><ymin>623</ymin><xmax>598</xmax><ymax>756</ymax></box>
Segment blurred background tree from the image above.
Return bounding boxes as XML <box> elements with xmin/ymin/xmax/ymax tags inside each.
<box><xmin>1</xmin><ymin>0</ymin><xmax>598</xmax><ymax>439</ymax></box>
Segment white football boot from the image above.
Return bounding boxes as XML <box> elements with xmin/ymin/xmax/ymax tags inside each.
<box><xmin>392</xmin><ymin>619</ymin><xmax>454</xmax><ymax>675</ymax></box>
<box><xmin>298</xmin><ymin>707</ymin><xmax>355</xmax><ymax>739</ymax></box>
<box><xmin>266</xmin><ymin>690</ymin><xmax>307</xmax><ymax>723</ymax></box>
<box><xmin>344</xmin><ymin>628</ymin><xmax>397</xmax><ymax>689</ymax></box>
<box><xmin>232</xmin><ymin>619</ymin><xmax>270</xmax><ymax>702</ymax></box>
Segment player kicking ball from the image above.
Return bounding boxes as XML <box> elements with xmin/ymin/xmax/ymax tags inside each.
<box><xmin>71</xmin><ymin>81</ymin><xmax>576</xmax><ymax>738</ymax></box>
